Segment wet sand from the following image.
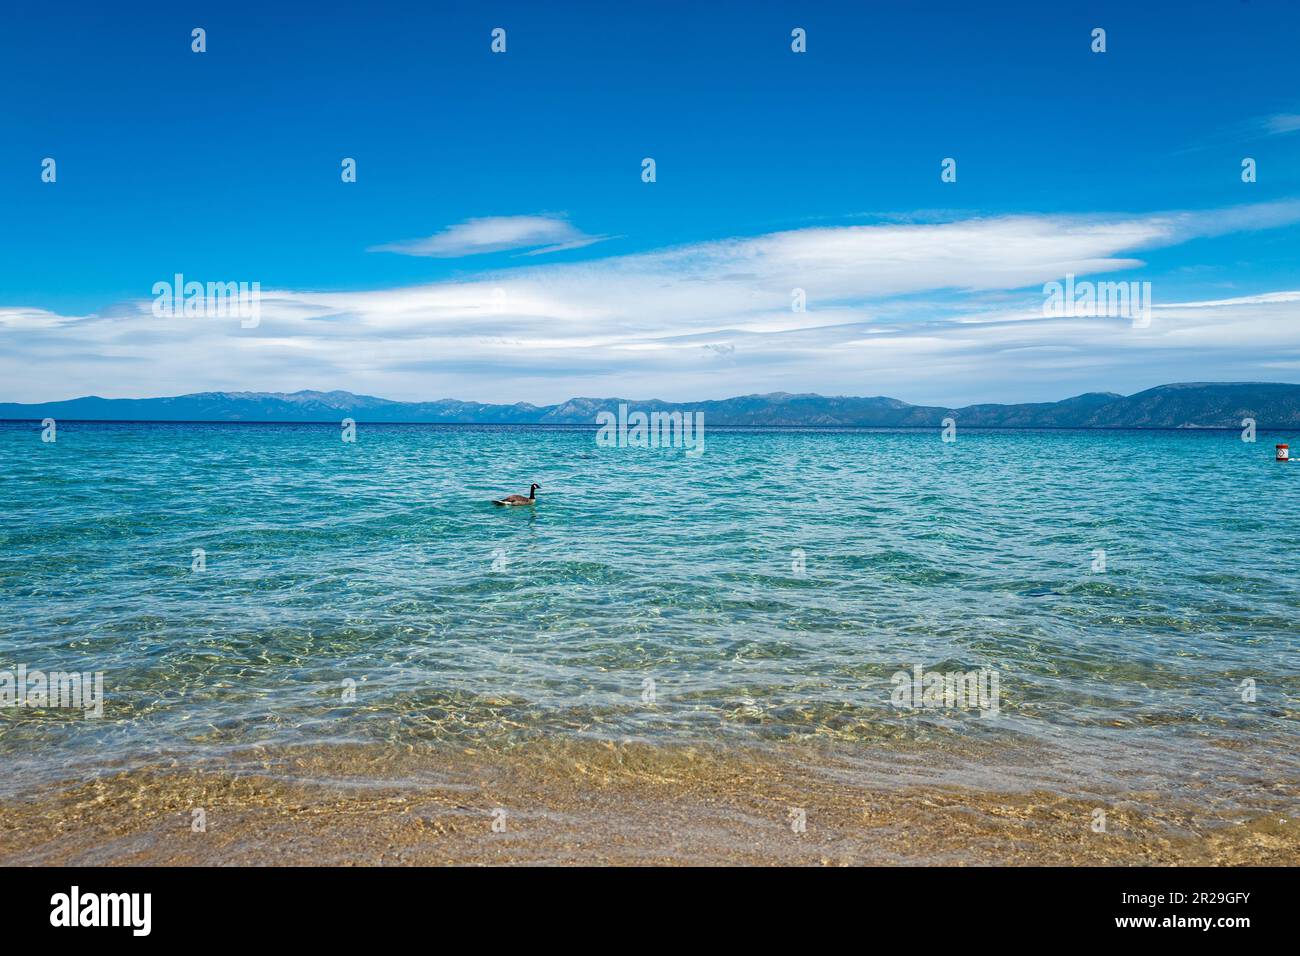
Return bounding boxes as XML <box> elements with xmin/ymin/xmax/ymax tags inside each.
<box><xmin>1</xmin><ymin>740</ymin><xmax>1296</xmax><ymax>865</ymax></box>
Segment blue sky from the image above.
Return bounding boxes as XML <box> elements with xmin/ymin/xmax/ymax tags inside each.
<box><xmin>2</xmin><ymin>0</ymin><xmax>1299</xmax><ymax>404</ymax></box>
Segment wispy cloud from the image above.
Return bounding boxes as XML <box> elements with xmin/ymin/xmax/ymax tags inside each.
<box><xmin>1178</xmin><ymin>111</ymin><xmax>1300</xmax><ymax>152</ymax></box>
<box><xmin>4</xmin><ymin>202</ymin><xmax>1300</xmax><ymax>405</ymax></box>
<box><xmin>369</xmin><ymin>214</ymin><xmax>610</xmax><ymax>258</ymax></box>
<box><xmin>1261</xmin><ymin>113</ymin><xmax>1300</xmax><ymax>136</ymax></box>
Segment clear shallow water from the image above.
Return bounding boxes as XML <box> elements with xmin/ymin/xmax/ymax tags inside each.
<box><xmin>2</xmin><ymin>422</ymin><xmax>1298</xmax><ymax>796</ymax></box>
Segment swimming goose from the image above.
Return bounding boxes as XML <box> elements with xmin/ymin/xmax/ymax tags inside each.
<box><xmin>492</xmin><ymin>483</ymin><xmax>540</xmax><ymax>506</ymax></box>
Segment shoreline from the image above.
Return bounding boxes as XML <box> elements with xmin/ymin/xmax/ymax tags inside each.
<box><xmin>2</xmin><ymin>740</ymin><xmax>1295</xmax><ymax>866</ymax></box>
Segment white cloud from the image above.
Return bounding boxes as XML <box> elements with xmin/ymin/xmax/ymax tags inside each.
<box><xmin>369</xmin><ymin>214</ymin><xmax>609</xmax><ymax>258</ymax></box>
<box><xmin>4</xmin><ymin>203</ymin><xmax>1300</xmax><ymax>406</ymax></box>
<box><xmin>1157</xmin><ymin>291</ymin><xmax>1300</xmax><ymax>309</ymax></box>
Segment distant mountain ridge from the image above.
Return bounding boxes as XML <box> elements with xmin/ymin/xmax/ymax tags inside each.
<box><xmin>3</xmin><ymin>382</ymin><xmax>1299</xmax><ymax>429</ymax></box>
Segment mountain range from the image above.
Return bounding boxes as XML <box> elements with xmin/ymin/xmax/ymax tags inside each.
<box><xmin>2</xmin><ymin>382</ymin><xmax>1299</xmax><ymax>428</ymax></box>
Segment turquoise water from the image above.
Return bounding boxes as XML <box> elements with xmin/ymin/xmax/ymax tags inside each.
<box><xmin>2</xmin><ymin>422</ymin><xmax>1298</xmax><ymax>795</ymax></box>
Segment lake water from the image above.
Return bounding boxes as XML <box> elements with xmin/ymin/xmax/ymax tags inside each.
<box><xmin>2</xmin><ymin>421</ymin><xmax>1297</xmax><ymax>804</ymax></box>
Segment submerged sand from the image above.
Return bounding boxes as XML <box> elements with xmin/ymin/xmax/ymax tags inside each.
<box><xmin>1</xmin><ymin>739</ymin><xmax>1296</xmax><ymax>865</ymax></box>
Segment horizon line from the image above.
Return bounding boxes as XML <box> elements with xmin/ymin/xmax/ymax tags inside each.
<box><xmin>2</xmin><ymin>419</ymin><xmax>1291</xmax><ymax>433</ymax></box>
<box><xmin>4</xmin><ymin>379</ymin><xmax>1300</xmax><ymax>411</ymax></box>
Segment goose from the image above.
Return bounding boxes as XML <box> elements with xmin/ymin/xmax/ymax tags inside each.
<box><xmin>492</xmin><ymin>483</ymin><xmax>540</xmax><ymax>506</ymax></box>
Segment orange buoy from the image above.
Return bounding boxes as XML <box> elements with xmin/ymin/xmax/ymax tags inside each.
<box><xmin>1277</xmin><ymin>444</ymin><xmax>1290</xmax><ymax>462</ymax></box>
